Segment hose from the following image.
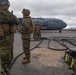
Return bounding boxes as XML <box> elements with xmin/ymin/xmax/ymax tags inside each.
<box><xmin>0</xmin><ymin>59</ymin><xmax>7</xmax><ymax>75</ymax></box>
<box><xmin>48</xmin><ymin>38</ymin><xmax>68</xmax><ymax>51</ymax></box>
<box><xmin>61</xmin><ymin>39</ymin><xmax>76</xmax><ymax>52</ymax></box>
<box><xmin>0</xmin><ymin>70</ymin><xmax>7</xmax><ymax>75</ymax></box>
<box><xmin>10</xmin><ymin>37</ymin><xmax>76</xmax><ymax>69</ymax></box>
<box><xmin>10</xmin><ymin>40</ymin><xmax>43</xmax><ymax>69</ymax></box>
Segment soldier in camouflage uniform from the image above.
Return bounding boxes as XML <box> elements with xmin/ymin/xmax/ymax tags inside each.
<box><xmin>33</xmin><ymin>25</ymin><xmax>38</xmax><ymax>40</ymax></box>
<box><xmin>10</xmin><ymin>10</ymin><xmax>19</xmax><ymax>62</ymax></box>
<box><xmin>37</xmin><ymin>23</ymin><xmax>41</xmax><ymax>40</ymax></box>
<box><xmin>0</xmin><ymin>0</ymin><xmax>19</xmax><ymax>75</ymax></box>
<box><xmin>33</xmin><ymin>23</ymin><xmax>41</xmax><ymax>40</ymax></box>
<box><xmin>19</xmin><ymin>8</ymin><xmax>34</xmax><ymax>64</ymax></box>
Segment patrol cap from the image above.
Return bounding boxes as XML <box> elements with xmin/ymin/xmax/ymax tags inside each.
<box><xmin>0</xmin><ymin>0</ymin><xmax>10</xmax><ymax>7</ymax></box>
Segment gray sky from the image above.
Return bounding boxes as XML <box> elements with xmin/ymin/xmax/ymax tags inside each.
<box><xmin>9</xmin><ymin>0</ymin><xmax>76</xmax><ymax>28</ymax></box>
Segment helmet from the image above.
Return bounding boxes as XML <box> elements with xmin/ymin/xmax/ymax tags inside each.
<box><xmin>26</xmin><ymin>9</ymin><xmax>30</xmax><ymax>15</ymax></box>
<box><xmin>22</xmin><ymin>8</ymin><xmax>30</xmax><ymax>16</ymax></box>
<box><xmin>22</xmin><ymin>8</ymin><xmax>27</xmax><ymax>14</ymax></box>
<box><xmin>0</xmin><ymin>0</ymin><xmax>10</xmax><ymax>7</ymax></box>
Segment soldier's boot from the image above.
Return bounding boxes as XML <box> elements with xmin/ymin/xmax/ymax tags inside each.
<box><xmin>22</xmin><ymin>56</ymin><xmax>30</xmax><ymax>64</ymax></box>
<box><xmin>23</xmin><ymin>57</ymin><xmax>27</xmax><ymax>59</ymax></box>
<box><xmin>23</xmin><ymin>55</ymin><xmax>30</xmax><ymax>59</ymax></box>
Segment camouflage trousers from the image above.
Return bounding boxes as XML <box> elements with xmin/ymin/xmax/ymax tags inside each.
<box><xmin>10</xmin><ymin>33</ymin><xmax>14</xmax><ymax>61</ymax></box>
<box><xmin>0</xmin><ymin>33</ymin><xmax>12</xmax><ymax>75</ymax></box>
<box><xmin>37</xmin><ymin>31</ymin><xmax>41</xmax><ymax>40</ymax></box>
<box><xmin>33</xmin><ymin>31</ymin><xmax>41</xmax><ymax>40</ymax></box>
<box><xmin>21</xmin><ymin>33</ymin><xmax>31</xmax><ymax>57</ymax></box>
<box><xmin>33</xmin><ymin>31</ymin><xmax>37</xmax><ymax>40</ymax></box>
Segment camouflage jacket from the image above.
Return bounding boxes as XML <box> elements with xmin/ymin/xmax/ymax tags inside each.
<box><xmin>19</xmin><ymin>16</ymin><xmax>34</xmax><ymax>34</ymax></box>
<box><xmin>7</xmin><ymin>11</ymin><xmax>20</xmax><ymax>26</ymax></box>
<box><xmin>0</xmin><ymin>10</ymin><xmax>19</xmax><ymax>26</ymax></box>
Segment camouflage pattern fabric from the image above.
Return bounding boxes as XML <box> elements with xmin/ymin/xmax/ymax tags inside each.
<box><xmin>0</xmin><ymin>10</ymin><xmax>11</xmax><ymax>74</ymax></box>
<box><xmin>10</xmin><ymin>33</ymin><xmax>14</xmax><ymax>61</ymax></box>
<box><xmin>21</xmin><ymin>33</ymin><xmax>31</xmax><ymax>56</ymax></box>
<box><xmin>33</xmin><ymin>26</ymin><xmax>38</xmax><ymax>40</ymax></box>
<box><xmin>0</xmin><ymin>33</ymin><xmax>11</xmax><ymax>75</ymax></box>
<box><xmin>21</xmin><ymin>17</ymin><xmax>32</xmax><ymax>57</ymax></box>
<box><xmin>0</xmin><ymin>5</ymin><xmax>19</xmax><ymax>75</ymax></box>
<box><xmin>33</xmin><ymin>25</ymin><xmax>41</xmax><ymax>40</ymax></box>
<box><xmin>20</xmin><ymin>9</ymin><xmax>34</xmax><ymax>58</ymax></box>
<box><xmin>6</xmin><ymin>11</ymin><xmax>19</xmax><ymax>62</ymax></box>
<box><xmin>37</xmin><ymin>25</ymin><xmax>41</xmax><ymax>40</ymax></box>
<box><xmin>20</xmin><ymin>17</ymin><xmax>33</xmax><ymax>33</ymax></box>
<box><xmin>7</xmin><ymin>11</ymin><xmax>19</xmax><ymax>62</ymax></box>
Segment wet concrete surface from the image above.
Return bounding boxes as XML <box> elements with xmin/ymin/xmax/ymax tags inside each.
<box><xmin>10</xmin><ymin>30</ymin><xmax>76</xmax><ymax>75</ymax></box>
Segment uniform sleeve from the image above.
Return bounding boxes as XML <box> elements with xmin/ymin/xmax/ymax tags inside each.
<box><xmin>21</xmin><ymin>19</ymin><xmax>25</xmax><ymax>26</ymax></box>
<box><xmin>0</xmin><ymin>14</ymin><xmax>2</xmax><ymax>24</ymax></box>
<box><xmin>0</xmin><ymin>11</ymin><xmax>4</xmax><ymax>24</ymax></box>
<box><xmin>30</xmin><ymin>18</ymin><xmax>35</xmax><ymax>32</ymax></box>
<box><xmin>13</xmin><ymin>15</ymin><xmax>20</xmax><ymax>25</ymax></box>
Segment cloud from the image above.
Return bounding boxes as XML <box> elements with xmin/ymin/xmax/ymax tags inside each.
<box><xmin>9</xmin><ymin>0</ymin><xmax>76</xmax><ymax>27</ymax></box>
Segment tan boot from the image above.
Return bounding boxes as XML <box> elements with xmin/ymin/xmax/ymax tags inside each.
<box><xmin>23</xmin><ymin>57</ymin><xmax>27</xmax><ymax>59</ymax></box>
<box><xmin>23</xmin><ymin>55</ymin><xmax>30</xmax><ymax>59</ymax></box>
<box><xmin>22</xmin><ymin>57</ymin><xmax>30</xmax><ymax>64</ymax></box>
